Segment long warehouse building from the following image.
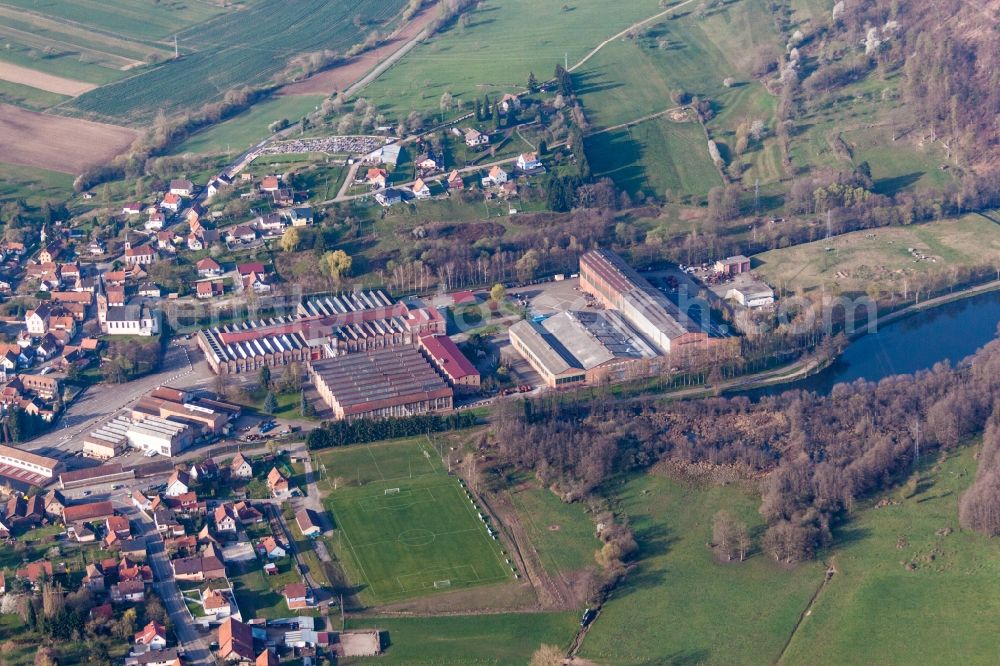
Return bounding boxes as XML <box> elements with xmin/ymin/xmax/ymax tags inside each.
<box><xmin>308</xmin><ymin>346</ymin><xmax>453</xmax><ymax>421</ymax></box>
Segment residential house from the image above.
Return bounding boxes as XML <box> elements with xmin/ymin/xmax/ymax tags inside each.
<box><xmin>271</xmin><ymin>188</ymin><xmax>293</xmax><ymax>207</ymax></box>
<box><xmin>416</xmin><ymin>153</ymin><xmax>440</xmax><ymax>172</ymax></box>
<box><xmin>227</xmin><ymin>225</ymin><xmax>257</xmax><ymax>244</ymax></box>
<box><xmin>366</xmin><ymin>168</ymin><xmax>387</xmax><ymax>190</ymax></box>
<box><xmin>172</xmin><ymin>554</ymin><xmax>225</xmax><ymax>582</ymax></box>
<box><xmin>260</xmin><ymin>536</ymin><xmax>286</xmax><ymax>559</ymax></box>
<box><xmin>283</xmin><ymin>583</ymin><xmax>309</xmax><ymax>610</ymax></box>
<box><xmin>499</xmin><ymin>93</ymin><xmax>521</xmax><ymax>113</ymax></box>
<box><xmin>295</xmin><ymin>508</ymin><xmax>322</xmax><ymax>537</ymax></box>
<box><xmin>138</xmin><ymin>283</ymin><xmax>161</xmax><ymax>298</ymax></box>
<box><xmin>375</xmin><ymin>188</ymin><xmax>402</xmax><ymax>206</ymax></box>
<box><xmin>43</xmin><ymin>490</ymin><xmax>66</xmax><ymax>518</ymax></box>
<box><xmin>464</xmin><ymin>128</ymin><xmax>489</xmax><ymax>148</ymax></box>
<box><xmin>266</xmin><ymin>467</ymin><xmax>289</xmax><ymax>498</ymax></box>
<box><xmin>134</xmin><ymin>621</ymin><xmax>168</xmax><ymax>650</ymax></box>
<box><xmin>255</xmin><ymin>213</ymin><xmax>284</xmax><ymax>234</ymax></box>
<box><xmin>187</xmin><ymin>232</ymin><xmax>204</xmax><ymax>251</ymax></box>
<box><xmin>169</xmin><ymin>179</ymin><xmax>194</xmax><ymax>197</ymax></box>
<box><xmin>83</xmin><ymin>563</ymin><xmax>106</xmax><ymax>591</ymax></box>
<box><xmin>289</xmin><ymin>206</ymin><xmax>313</xmax><ymax>227</ymax></box>
<box><xmin>165</xmin><ymin>469</ymin><xmax>191</xmax><ymax>497</ymax></box>
<box><xmin>213</xmin><ymin>504</ymin><xmax>238</xmax><ymax>534</ymax></box>
<box><xmin>241</xmin><ymin>271</ymin><xmax>271</xmax><ymax>294</ymax></box>
<box><xmin>111</xmin><ymin>579</ymin><xmax>145</xmax><ymax>603</ymax></box>
<box><xmin>218</xmin><ymin>617</ymin><xmax>255</xmax><ymax>663</ymax></box>
<box><xmin>145</xmin><ymin>213</ymin><xmax>165</xmax><ymax>232</ymax></box>
<box><xmin>197</xmin><ymin>280</ymin><xmax>224</xmax><ymax>299</ymax></box>
<box><xmin>256</xmin><ymin>649</ymin><xmax>279</xmax><ymax>666</ymax></box>
<box><xmin>191</xmin><ymin>457</ymin><xmax>219</xmax><ymax>480</ymax></box>
<box><xmin>106</xmin><ymin>514</ymin><xmax>131</xmax><ymax>539</ymax></box>
<box><xmin>63</xmin><ymin>500</ymin><xmax>115</xmax><ymax>524</ymax></box>
<box><xmin>233</xmin><ymin>501</ymin><xmax>263</xmax><ymax>524</ymax></box>
<box><xmin>131</xmin><ymin>489</ymin><xmax>152</xmax><ymax>512</ymax></box>
<box><xmin>160</xmin><ymin>193</ymin><xmax>182</xmax><ymax>212</ymax></box>
<box><xmin>230</xmin><ymin>453</ymin><xmax>253</xmax><ymax>480</ymax></box>
<box><xmin>500</xmin><ymin>181</ymin><xmax>519</xmax><ymax>199</ymax></box>
<box><xmin>153</xmin><ymin>509</ymin><xmax>184</xmax><ymax>537</ymax></box>
<box><xmin>516</xmin><ymin>152</ymin><xmax>543</xmax><ymax>171</ymax></box>
<box><xmin>38</xmin><ymin>242</ymin><xmax>63</xmax><ymax>264</ymax></box>
<box><xmin>411</xmin><ymin>179</ymin><xmax>431</xmax><ymax>200</ymax></box>
<box><xmin>482</xmin><ymin>165</ymin><xmax>508</xmax><ymax>186</ymax></box>
<box><xmin>201</xmin><ymin>586</ymin><xmax>232</xmax><ymax>620</ymax></box>
<box><xmin>447</xmin><ymin>170</ymin><xmax>464</xmax><ymax>190</ymax></box>
<box><xmin>196</xmin><ymin>257</ymin><xmax>223</xmax><ymax>277</ymax></box>
<box><xmin>16</xmin><ymin>560</ymin><xmax>53</xmax><ymax>585</ymax></box>
<box><xmin>260</xmin><ymin>175</ymin><xmax>280</xmax><ymax>193</ymax></box>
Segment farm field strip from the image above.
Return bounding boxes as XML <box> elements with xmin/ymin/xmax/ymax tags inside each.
<box><xmin>0</xmin><ymin>61</ymin><xmax>95</xmax><ymax>96</ymax></box>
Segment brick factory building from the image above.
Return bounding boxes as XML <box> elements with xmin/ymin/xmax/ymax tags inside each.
<box><xmin>198</xmin><ymin>290</ymin><xmax>445</xmax><ymax>375</ymax></box>
<box><xmin>308</xmin><ymin>347</ymin><xmax>453</xmax><ymax>421</ymax></box>
<box><xmin>417</xmin><ymin>334</ymin><xmax>480</xmax><ymax>394</ymax></box>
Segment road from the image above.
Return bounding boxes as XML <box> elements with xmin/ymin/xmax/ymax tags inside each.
<box><xmin>130</xmin><ymin>505</ymin><xmax>214</xmax><ymax>666</ymax></box>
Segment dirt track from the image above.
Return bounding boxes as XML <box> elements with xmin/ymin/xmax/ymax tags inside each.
<box><xmin>0</xmin><ymin>104</ymin><xmax>137</xmax><ymax>174</ymax></box>
<box><xmin>0</xmin><ymin>62</ymin><xmax>95</xmax><ymax>96</ymax></box>
<box><xmin>279</xmin><ymin>3</ymin><xmax>438</xmax><ymax>96</ymax></box>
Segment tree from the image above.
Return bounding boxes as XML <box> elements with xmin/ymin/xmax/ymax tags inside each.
<box><xmin>439</xmin><ymin>91</ymin><xmax>453</xmax><ymax>113</ymax></box>
<box><xmin>490</xmin><ymin>283</ymin><xmax>507</xmax><ymax>303</ymax></box>
<box><xmin>259</xmin><ymin>366</ymin><xmax>271</xmax><ymax>389</ymax></box>
<box><xmin>280</xmin><ymin>227</ymin><xmax>301</xmax><ymax>252</ymax></box>
<box><xmin>263</xmin><ymin>391</ymin><xmax>278</xmax><ymax>415</ymax></box>
<box><xmin>527</xmin><ymin>71</ymin><xmax>539</xmax><ymax>93</ymax></box>
<box><xmin>530</xmin><ymin>644</ymin><xmax>564</xmax><ymax>666</ymax></box>
<box><xmin>538</xmin><ymin>139</ymin><xmax>548</xmax><ymax>156</ymax></box>
<box><xmin>515</xmin><ymin>249</ymin><xmax>540</xmax><ymax>282</ymax></box>
<box><xmin>300</xmin><ymin>389</ymin><xmax>316</xmax><ymax>418</ymax></box>
<box><xmin>474</xmin><ymin>98</ymin><xmax>483</xmax><ymax>121</ymax></box>
<box><xmin>712</xmin><ymin>510</ymin><xmax>738</xmax><ymax>561</ymax></box>
<box><xmin>321</xmin><ymin>250</ymin><xmax>352</xmax><ymax>283</ymax></box>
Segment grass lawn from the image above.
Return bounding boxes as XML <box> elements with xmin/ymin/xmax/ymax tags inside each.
<box><xmin>782</xmin><ymin>445</ymin><xmax>1000</xmax><ymax>664</ymax></box>
<box><xmin>342</xmin><ymin>612</ymin><xmax>579</xmax><ymax>665</ymax></box>
<box><xmin>230</xmin><ymin>557</ymin><xmax>316</xmax><ymax>619</ymax></box>
<box><xmin>579</xmin><ymin>473</ymin><xmax>824</xmax><ymax>665</ymax></box>
<box><xmin>752</xmin><ymin>213</ymin><xmax>1000</xmax><ymax>297</ymax></box>
<box><xmin>509</xmin><ymin>484</ymin><xmax>600</xmax><ymax>575</ymax></box>
<box><xmin>0</xmin><ymin>162</ymin><xmax>75</xmax><ymax>206</ymax></box>
<box><xmin>586</xmin><ymin>116</ymin><xmax>722</xmax><ymax>200</ymax></box>
<box><xmin>175</xmin><ymin>94</ymin><xmax>327</xmax><ymax>155</ymax></box>
<box><xmin>318</xmin><ymin>437</ymin><xmax>510</xmax><ymax>604</ymax></box>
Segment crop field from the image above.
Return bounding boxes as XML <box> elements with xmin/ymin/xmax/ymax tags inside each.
<box><xmin>0</xmin><ymin>78</ymin><xmax>68</xmax><ymax>111</ymax></box>
<box><xmin>318</xmin><ymin>437</ymin><xmax>510</xmax><ymax>604</ymax></box>
<box><xmin>782</xmin><ymin>445</ymin><xmax>1000</xmax><ymax>664</ymax></box>
<box><xmin>357</xmin><ymin>0</ymin><xmax>666</xmax><ymax>120</ymax></box>
<box><xmin>586</xmin><ymin>115</ymin><xmax>721</xmax><ymax>200</ymax></box>
<box><xmin>342</xmin><ymin>612</ymin><xmax>579</xmax><ymax>665</ymax></box>
<box><xmin>0</xmin><ymin>103</ymin><xmax>137</xmax><ymax>173</ymax></box>
<box><xmin>752</xmin><ymin>213</ymin><xmax>1000</xmax><ymax>297</ymax></box>
<box><xmin>176</xmin><ymin>94</ymin><xmax>326</xmax><ymax>154</ymax></box>
<box><xmin>578</xmin><ymin>472</ymin><xmax>824</xmax><ymax>665</ymax></box>
<box><xmin>64</xmin><ymin>0</ymin><xmax>408</xmax><ymax>125</ymax></box>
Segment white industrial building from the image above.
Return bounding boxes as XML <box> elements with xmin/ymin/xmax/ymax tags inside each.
<box><xmin>86</xmin><ymin>413</ymin><xmax>194</xmax><ymax>458</ymax></box>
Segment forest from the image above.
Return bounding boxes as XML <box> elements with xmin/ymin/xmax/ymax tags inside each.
<box><xmin>492</xmin><ymin>329</ymin><xmax>1000</xmax><ymax>563</ymax></box>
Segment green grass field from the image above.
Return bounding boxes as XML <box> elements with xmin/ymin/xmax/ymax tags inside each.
<box><xmin>509</xmin><ymin>484</ymin><xmax>600</xmax><ymax>575</ymax></box>
<box><xmin>357</xmin><ymin>0</ymin><xmax>666</xmax><ymax>120</ymax></box>
<box><xmin>0</xmin><ymin>79</ymin><xmax>68</xmax><ymax>111</ymax></box>
<box><xmin>342</xmin><ymin>612</ymin><xmax>579</xmax><ymax>665</ymax></box>
<box><xmin>753</xmin><ymin>213</ymin><xmax>1000</xmax><ymax>296</ymax></box>
<box><xmin>579</xmin><ymin>473</ymin><xmax>824</xmax><ymax>665</ymax></box>
<box><xmin>783</xmin><ymin>445</ymin><xmax>1000</xmax><ymax>664</ymax></box>
<box><xmin>586</xmin><ymin>116</ymin><xmax>722</xmax><ymax>200</ymax></box>
<box><xmin>63</xmin><ymin>0</ymin><xmax>406</xmax><ymax>124</ymax></box>
<box><xmin>318</xmin><ymin>437</ymin><xmax>510</xmax><ymax>603</ymax></box>
<box><xmin>175</xmin><ymin>94</ymin><xmax>326</xmax><ymax>154</ymax></box>
<box><xmin>0</xmin><ymin>162</ymin><xmax>75</xmax><ymax>206</ymax></box>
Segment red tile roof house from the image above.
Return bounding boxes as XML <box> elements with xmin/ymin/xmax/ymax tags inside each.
<box><xmin>134</xmin><ymin>620</ymin><xmax>168</xmax><ymax>650</ymax></box>
<box><xmin>106</xmin><ymin>514</ymin><xmax>131</xmax><ymax>539</ymax></box>
<box><xmin>196</xmin><ymin>257</ymin><xmax>223</xmax><ymax>277</ymax></box>
<box><xmin>218</xmin><ymin>617</ymin><xmax>255</xmax><ymax>662</ymax></box>
<box><xmin>197</xmin><ymin>280</ymin><xmax>224</xmax><ymax>299</ymax></box>
<box><xmin>17</xmin><ymin>560</ymin><xmax>53</xmax><ymax>585</ymax></box>
<box><xmin>111</xmin><ymin>578</ymin><xmax>145</xmax><ymax>603</ymax></box>
<box><xmin>172</xmin><ymin>554</ymin><xmax>226</xmax><ymax>581</ymax></box>
<box><xmin>259</xmin><ymin>176</ymin><xmax>280</xmax><ymax>193</ymax></box>
<box><xmin>266</xmin><ymin>467</ymin><xmax>289</xmax><ymax>498</ymax></box>
<box><xmin>283</xmin><ymin>582</ymin><xmax>309</xmax><ymax>610</ymax></box>
<box><xmin>63</xmin><ymin>500</ymin><xmax>116</xmax><ymax>524</ymax></box>
<box><xmin>214</xmin><ymin>504</ymin><xmax>238</xmax><ymax>534</ymax></box>
<box><xmin>259</xmin><ymin>536</ymin><xmax>286</xmax><ymax>559</ymax></box>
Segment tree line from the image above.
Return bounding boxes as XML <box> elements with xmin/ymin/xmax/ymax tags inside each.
<box><xmin>306</xmin><ymin>411</ymin><xmax>477</xmax><ymax>449</ymax></box>
<box><xmin>491</xmin><ymin>330</ymin><xmax>1000</xmax><ymax>563</ymax></box>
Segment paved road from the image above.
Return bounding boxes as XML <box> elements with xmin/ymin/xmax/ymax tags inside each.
<box><xmin>130</xmin><ymin>506</ymin><xmax>213</xmax><ymax>666</ymax></box>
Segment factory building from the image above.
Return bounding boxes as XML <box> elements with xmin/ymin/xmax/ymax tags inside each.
<box><xmin>509</xmin><ymin>310</ymin><xmax>661</xmax><ymax>388</ymax></box>
<box><xmin>308</xmin><ymin>347</ymin><xmax>453</xmax><ymax>421</ymax></box>
<box><xmin>417</xmin><ymin>334</ymin><xmax>480</xmax><ymax>394</ymax></box>
<box><xmin>578</xmin><ymin>249</ymin><xmax>710</xmax><ymax>354</ymax></box>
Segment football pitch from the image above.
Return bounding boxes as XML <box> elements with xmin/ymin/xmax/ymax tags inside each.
<box><xmin>318</xmin><ymin>437</ymin><xmax>511</xmax><ymax>603</ymax></box>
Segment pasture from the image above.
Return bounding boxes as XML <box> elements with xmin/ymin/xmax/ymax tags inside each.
<box><xmin>0</xmin><ymin>78</ymin><xmax>68</xmax><ymax>111</ymax></box>
<box><xmin>342</xmin><ymin>612</ymin><xmax>579</xmax><ymax>665</ymax></box>
<box><xmin>0</xmin><ymin>103</ymin><xmax>137</xmax><ymax>173</ymax></box>
<box><xmin>64</xmin><ymin>0</ymin><xmax>408</xmax><ymax>124</ymax></box>
<box><xmin>578</xmin><ymin>472</ymin><xmax>824</xmax><ymax>665</ymax></box>
<box><xmin>356</xmin><ymin>0</ymin><xmax>666</xmax><ymax>120</ymax></box>
<box><xmin>176</xmin><ymin>94</ymin><xmax>326</xmax><ymax>155</ymax></box>
<box><xmin>318</xmin><ymin>437</ymin><xmax>510</xmax><ymax>604</ymax></box>
<box><xmin>509</xmin><ymin>483</ymin><xmax>600</xmax><ymax>575</ymax></box>
<box><xmin>782</xmin><ymin>445</ymin><xmax>1000</xmax><ymax>664</ymax></box>
<box><xmin>752</xmin><ymin>214</ymin><xmax>1000</xmax><ymax>297</ymax></box>
<box><xmin>0</xmin><ymin>162</ymin><xmax>74</xmax><ymax>206</ymax></box>
<box><xmin>586</xmin><ymin>116</ymin><xmax>721</xmax><ymax>200</ymax></box>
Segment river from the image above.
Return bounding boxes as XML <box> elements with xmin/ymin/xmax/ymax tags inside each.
<box><xmin>740</xmin><ymin>289</ymin><xmax>1000</xmax><ymax>398</ymax></box>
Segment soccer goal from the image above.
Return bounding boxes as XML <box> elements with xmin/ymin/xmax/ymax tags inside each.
<box><xmin>385</xmin><ymin>488</ymin><xmax>401</xmax><ymax>495</ymax></box>
<box><xmin>433</xmin><ymin>579</ymin><xmax>451</xmax><ymax>589</ymax></box>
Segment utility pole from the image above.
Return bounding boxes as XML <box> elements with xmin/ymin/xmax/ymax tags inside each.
<box><xmin>913</xmin><ymin>420</ymin><xmax>920</xmax><ymax>470</ymax></box>
<box><xmin>565</xmin><ymin>52</ymin><xmax>568</xmax><ymax>70</ymax></box>
<box><xmin>754</xmin><ymin>178</ymin><xmax>760</xmax><ymax>215</ymax></box>
<box><xmin>174</xmin><ymin>35</ymin><xmax>179</xmax><ymax>59</ymax></box>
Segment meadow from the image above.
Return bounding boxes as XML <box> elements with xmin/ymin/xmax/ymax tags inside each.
<box><xmin>586</xmin><ymin>116</ymin><xmax>721</xmax><ymax>200</ymax></box>
<box><xmin>782</xmin><ymin>445</ymin><xmax>1000</xmax><ymax>664</ymax></box>
<box><xmin>63</xmin><ymin>0</ymin><xmax>407</xmax><ymax>124</ymax></box>
<box><xmin>578</xmin><ymin>473</ymin><xmax>824</xmax><ymax>665</ymax></box>
<box><xmin>318</xmin><ymin>437</ymin><xmax>511</xmax><ymax>604</ymax></box>
<box><xmin>356</xmin><ymin>0</ymin><xmax>667</xmax><ymax>120</ymax></box>
<box><xmin>508</xmin><ymin>483</ymin><xmax>600</xmax><ymax>575</ymax></box>
<box><xmin>752</xmin><ymin>213</ymin><xmax>1000</xmax><ymax>296</ymax></box>
<box><xmin>342</xmin><ymin>612</ymin><xmax>579</xmax><ymax>665</ymax></box>
<box><xmin>176</xmin><ymin>94</ymin><xmax>327</xmax><ymax>155</ymax></box>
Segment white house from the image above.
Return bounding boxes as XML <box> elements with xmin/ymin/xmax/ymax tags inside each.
<box><xmin>411</xmin><ymin>179</ymin><xmax>431</xmax><ymax>200</ymax></box>
<box><xmin>481</xmin><ymin>166</ymin><xmax>508</xmax><ymax>187</ymax></box>
<box><xmin>499</xmin><ymin>93</ymin><xmax>521</xmax><ymax>113</ymax></box>
<box><xmin>213</xmin><ymin>504</ymin><xmax>238</xmax><ymax>533</ymax></box>
<box><xmin>122</xmin><ymin>202</ymin><xmax>142</xmax><ymax>216</ymax></box>
<box><xmin>165</xmin><ymin>469</ymin><xmax>190</xmax><ymax>497</ymax></box>
<box><xmin>464</xmin><ymin>128</ymin><xmax>489</xmax><ymax>148</ymax></box>
<box><xmin>375</xmin><ymin>189</ymin><xmax>402</xmax><ymax>207</ymax></box>
<box><xmin>169</xmin><ymin>179</ymin><xmax>194</xmax><ymax>197</ymax></box>
<box><xmin>144</xmin><ymin>214</ymin><xmax>165</xmax><ymax>231</ymax></box>
<box><xmin>230</xmin><ymin>453</ymin><xmax>253</xmax><ymax>480</ymax></box>
<box><xmin>134</xmin><ymin>621</ymin><xmax>167</xmax><ymax>650</ymax></box>
<box><xmin>516</xmin><ymin>152</ymin><xmax>543</xmax><ymax>171</ymax></box>
<box><xmin>160</xmin><ymin>193</ymin><xmax>181</xmax><ymax>212</ymax></box>
<box><xmin>260</xmin><ymin>536</ymin><xmax>286</xmax><ymax>559</ymax></box>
